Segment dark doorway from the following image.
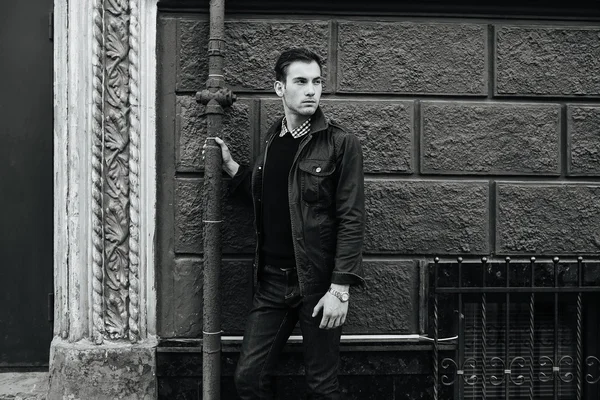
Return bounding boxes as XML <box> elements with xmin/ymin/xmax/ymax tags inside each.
<box><xmin>0</xmin><ymin>0</ymin><xmax>54</xmax><ymax>368</ymax></box>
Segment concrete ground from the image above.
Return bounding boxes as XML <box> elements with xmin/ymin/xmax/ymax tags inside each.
<box><xmin>0</xmin><ymin>373</ymin><xmax>47</xmax><ymax>400</ymax></box>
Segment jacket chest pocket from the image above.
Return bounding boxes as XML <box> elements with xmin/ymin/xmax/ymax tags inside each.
<box><xmin>299</xmin><ymin>159</ymin><xmax>336</xmax><ymax>206</ymax></box>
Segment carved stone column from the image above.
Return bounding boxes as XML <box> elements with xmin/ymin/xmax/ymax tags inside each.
<box><xmin>48</xmin><ymin>0</ymin><xmax>158</xmax><ymax>398</ymax></box>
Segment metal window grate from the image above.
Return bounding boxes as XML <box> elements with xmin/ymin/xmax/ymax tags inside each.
<box><xmin>462</xmin><ymin>302</ymin><xmax>576</xmax><ymax>399</ymax></box>
<box><xmin>430</xmin><ymin>257</ymin><xmax>600</xmax><ymax>400</ymax></box>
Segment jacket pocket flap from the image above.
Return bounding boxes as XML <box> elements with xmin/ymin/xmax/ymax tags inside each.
<box><xmin>298</xmin><ymin>160</ymin><xmax>336</xmax><ymax>176</ymax></box>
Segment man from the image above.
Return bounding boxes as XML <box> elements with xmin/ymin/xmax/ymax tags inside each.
<box><xmin>206</xmin><ymin>47</ymin><xmax>365</xmax><ymax>399</ymax></box>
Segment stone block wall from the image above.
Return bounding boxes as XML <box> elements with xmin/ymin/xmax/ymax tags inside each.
<box><xmin>157</xmin><ymin>15</ymin><xmax>600</xmax><ymax>340</ymax></box>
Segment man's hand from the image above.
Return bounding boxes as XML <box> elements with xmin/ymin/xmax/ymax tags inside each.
<box><xmin>202</xmin><ymin>137</ymin><xmax>239</xmax><ymax>177</ymax></box>
<box><xmin>312</xmin><ymin>284</ymin><xmax>350</xmax><ymax>330</ymax></box>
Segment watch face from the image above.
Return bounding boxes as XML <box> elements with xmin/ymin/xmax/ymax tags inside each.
<box><xmin>341</xmin><ymin>293</ymin><xmax>349</xmax><ymax>302</ymax></box>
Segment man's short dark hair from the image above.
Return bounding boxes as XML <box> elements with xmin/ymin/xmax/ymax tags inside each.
<box><xmin>274</xmin><ymin>48</ymin><xmax>323</xmax><ymax>83</ymax></box>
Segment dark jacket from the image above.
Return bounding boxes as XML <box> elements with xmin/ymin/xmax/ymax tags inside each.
<box><xmin>230</xmin><ymin>107</ymin><xmax>365</xmax><ymax>295</ymax></box>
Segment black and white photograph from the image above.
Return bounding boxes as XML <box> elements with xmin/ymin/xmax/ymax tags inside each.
<box><xmin>1</xmin><ymin>1</ymin><xmax>600</xmax><ymax>399</ymax></box>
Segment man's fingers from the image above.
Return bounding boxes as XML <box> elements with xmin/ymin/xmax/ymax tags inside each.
<box><xmin>207</xmin><ymin>137</ymin><xmax>226</xmax><ymax>149</ymax></box>
<box><xmin>327</xmin><ymin>316</ymin><xmax>338</xmax><ymax>330</ymax></box>
<box><xmin>312</xmin><ymin>299</ymin><xmax>324</xmax><ymax>318</ymax></box>
<box><xmin>340</xmin><ymin>314</ymin><xmax>346</xmax><ymax>326</ymax></box>
<box><xmin>319</xmin><ymin>314</ymin><xmax>329</xmax><ymax>329</ymax></box>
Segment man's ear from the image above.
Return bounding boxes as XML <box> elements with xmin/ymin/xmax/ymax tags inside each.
<box><xmin>274</xmin><ymin>81</ymin><xmax>284</xmax><ymax>97</ymax></box>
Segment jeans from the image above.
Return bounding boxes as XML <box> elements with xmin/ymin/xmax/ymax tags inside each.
<box><xmin>234</xmin><ymin>264</ymin><xmax>342</xmax><ymax>400</ymax></box>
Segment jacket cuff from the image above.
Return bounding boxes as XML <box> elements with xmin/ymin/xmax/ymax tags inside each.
<box><xmin>331</xmin><ymin>271</ymin><xmax>367</xmax><ymax>288</ymax></box>
<box><xmin>228</xmin><ymin>164</ymin><xmax>249</xmax><ymax>195</ymax></box>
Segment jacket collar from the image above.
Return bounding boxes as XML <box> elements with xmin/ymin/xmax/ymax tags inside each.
<box><xmin>308</xmin><ymin>106</ymin><xmax>329</xmax><ymax>135</ymax></box>
<box><xmin>267</xmin><ymin>106</ymin><xmax>329</xmax><ymax>140</ymax></box>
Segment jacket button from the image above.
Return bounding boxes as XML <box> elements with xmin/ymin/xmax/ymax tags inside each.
<box><xmin>316</xmin><ymin>167</ymin><xmax>322</xmax><ymax>173</ymax></box>
<box><xmin>258</xmin><ymin>166</ymin><xmax>262</xmax><ymax>170</ymax></box>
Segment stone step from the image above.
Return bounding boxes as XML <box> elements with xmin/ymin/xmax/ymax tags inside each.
<box><xmin>0</xmin><ymin>373</ymin><xmax>48</xmax><ymax>400</ymax></box>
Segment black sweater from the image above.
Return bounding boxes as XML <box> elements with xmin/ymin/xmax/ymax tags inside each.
<box><xmin>261</xmin><ymin>132</ymin><xmax>302</xmax><ymax>268</ymax></box>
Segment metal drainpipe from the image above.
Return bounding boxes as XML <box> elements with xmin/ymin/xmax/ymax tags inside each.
<box><xmin>196</xmin><ymin>0</ymin><xmax>236</xmax><ymax>398</ymax></box>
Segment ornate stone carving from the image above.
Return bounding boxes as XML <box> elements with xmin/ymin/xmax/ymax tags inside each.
<box><xmin>92</xmin><ymin>0</ymin><xmax>105</xmax><ymax>345</ymax></box>
<box><xmin>88</xmin><ymin>0</ymin><xmax>143</xmax><ymax>343</ymax></box>
<box><xmin>104</xmin><ymin>0</ymin><xmax>131</xmax><ymax>340</ymax></box>
<box><xmin>128</xmin><ymin>0</ymin><xmax>141</xmax><ymax>343</ymax></box>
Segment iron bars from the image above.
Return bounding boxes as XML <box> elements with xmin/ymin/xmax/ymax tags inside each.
<box><xmin>431</xmin><ymin>256</ymin><xmax>600</xmax><ymax>400</ymax></box>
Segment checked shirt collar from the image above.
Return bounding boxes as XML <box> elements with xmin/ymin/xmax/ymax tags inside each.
<box><xmin>280</xmin><ymin>116</ymin><xmax>311</xmax><ymax>139</ymax></box>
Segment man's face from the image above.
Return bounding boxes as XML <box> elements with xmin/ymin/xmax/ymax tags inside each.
<box><xmin>275</xmin><ymin>60</ymin><xmax>322</xmax><ymax>117</ymax></box>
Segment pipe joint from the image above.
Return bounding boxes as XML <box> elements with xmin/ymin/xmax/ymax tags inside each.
<box><xmin>196</xmin><ymin>87</ymin><xmax>237</xmax><ymax>110</ymax></box>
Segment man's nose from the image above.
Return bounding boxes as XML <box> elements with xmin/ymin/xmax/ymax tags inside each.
<box><xmin>306</xmin><ymin>83</ymin><xmax>315</xmax><ymax>96</ymax></box>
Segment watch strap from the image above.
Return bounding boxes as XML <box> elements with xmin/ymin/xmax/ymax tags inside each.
<box><xmin>328</xmin><ymin>287</ymin><xmax>350</xmax><ymax>302</ymax></box>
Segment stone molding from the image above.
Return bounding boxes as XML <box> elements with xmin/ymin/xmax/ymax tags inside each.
<box><xmin>53</xmin><ymin>0</ymin><xmax>157</xmax><ymax>345</ymax></box>
<box><xmin>91</xmin><ymin>0</ymin><xmax>105</xmax><ymax>345</ymax></box>
<box><xmin>102</xmin><ymin>0</ymin><xmax>133</xmax><ymax>342</ymax></box>
<box><xmin>51</xmin><ymin>0</ymin><xmax>157</xmax><ymax>397</ymax></box>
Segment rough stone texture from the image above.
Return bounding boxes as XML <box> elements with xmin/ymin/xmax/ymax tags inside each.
<box><xmin>497</xmin><ymin>183</ymin><xmax>600</xmax><ymax>254</ymax></box>
<box><xmin>176</xmin><ymin>96</ymin><xmax>252</xmax><ymax>172</ymax></box>
<box><xmin>156</xmin><ymin>351</ymin><xmax>239</xmax><ymax>378</ymax></box>
<box><xmin>338</xmin><ymin>350</ymin><xmax>431</xmax><ymax>376</ymax></box>
<box><xmin>273</xmin><ymin>376</ymin><xmax>395</xmax><ymax>400</ymax></box>
<box><xmin>158</xmin><ymin>375</ymin><xmax>437</xmax><ymax>400</ymax></box>
<box><xmin>178</xmin><ymin>19</ymin><xmax>330</xmax><ymax>92</ymax></box>
<box><xmin>276</xmin><ymin>373</ymin><xmax>434</xmax><ymax>400</ymax></box>
<box><xmin>421</xmin><ymin>102</ymin><xmax>560</xmax><ymax>174</ymax></box>
<box><xmin>156</xmin><ymin>345</ymin><xmax>436</xmax><ymax>398</ymax></box>
<box><xmin>174</xmin><ymin>179</ymin><xmax>203</xmax><ymax>253</ymax></box>
<box><xmin>158</xmin><ymin>376</ymin><xmax>239</xmax><ymax>400</ymax></box>
<box><xmin>345</xmin><ymin>261</ymin><xmax>419</xmax><ymax>333</ymax></box>
<box><xmin>394</xmin><ymin>375</ymin><xmax>435</xmax><ymax>400</ymax></box>
<box><xmin>157</xmin><ymin>378</ymin><xmax>198</xmax><ymax>400</ymax></box>
<box><xmin>364</xmin><ymin>180</ymin><xmax>489</xmax><ymax>254</ymax></box>
<box><xmin>496</xmin><ymin>26</ymin><xmax>600</xmax><ymax>96</ymax></box>
<box><xmin>47</xmin><ymin>339</ymin><xmax>156</xmax><ymax>400</ymax></box>
<box><xmin>568</xmin><ymin>106</ymin><xmax>600</xmax><ymax>175</ymax></box>
<box><xmin>177</xmin><ymin>18</ymin><xmax>209</xmax><ymax>91</ymax></box>
<box><xmin>171</xmin><ymin>259</ymin><xmax>251</xmax><ymax>337</ymax></box>
<box><xmin>174</xmin><ymin>178</ymin><xmax>255</xmax><ymax>254</ymax></box>
<box><xmin>323</xmin><ymin>101</ymin><xmax>413</xmax><ymax>173</ymax></box>
<box><xmin>260</xmin><ymin>99</ymin><xmax>414</xmax><ymax>173</ymax></box>
<box><xmin>157</xmin><ymin>352</ymin><xmax>432</xmax><ymax>399</ymax></box>
<box><xmin>157</xmin><ymin>347</ymin><xmax>430</xmax><ymax>378</ymax></box>
<box><xmin>260</xmin><ymin>99</ymin><xmax>285</xmax><ymax>141</ymax></box>
<box><xmin>172</xmin><ymin>258</ymin><xmax>202</xmax><ymax>337</ymax></box>
<box><xmin>0</xmin><ymin>373</ymin><xmax>47</xmax><ymax>400</ymax></box>
<box><xmin>338</xmin><ymin>22</ymin><xmax>486</xmax><ymax>94</ymax></box>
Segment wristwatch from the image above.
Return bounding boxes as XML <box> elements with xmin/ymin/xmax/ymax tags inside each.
<box><xmin>328</xmin><ymin>287</ymin><xmax>350</xmax><ymax>302</ymax></box>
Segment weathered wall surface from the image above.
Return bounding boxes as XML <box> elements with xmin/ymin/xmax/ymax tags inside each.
<box><xmin>156</xmin><ymin>14</ymin><xmax>600</xmax><ymax>338</ymax></box>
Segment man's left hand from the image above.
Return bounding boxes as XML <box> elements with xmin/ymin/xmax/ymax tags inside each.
<box><xmin>312</xmin><ymin>284</ymin><xmax>350</xmax><ymax>330</ymax></box>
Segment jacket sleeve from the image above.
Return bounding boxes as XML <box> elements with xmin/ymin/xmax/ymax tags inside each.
<box><xmin>330</xmin><ymin>133</ymin><xmax>366</xmax><ymax>288</ymax></box>
<box><xmin>228</xmin><ymin>164</ymin><xmax>253</xmax><ymax>206</ymax></box>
